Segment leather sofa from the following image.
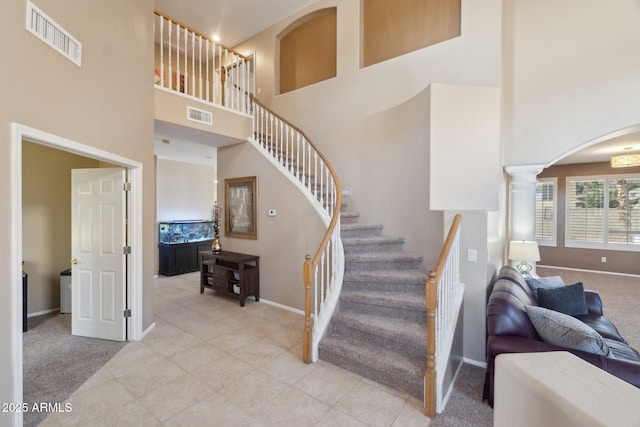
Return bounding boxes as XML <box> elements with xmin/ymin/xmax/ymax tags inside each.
<box><xmin>483</xmin><ymin>266</ymin><xmax>640</xmax><ymax>406</ymax></box>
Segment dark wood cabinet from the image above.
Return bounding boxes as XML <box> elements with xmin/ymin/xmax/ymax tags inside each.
<box><xmin>200</xmin><ymin>251</ymin><xmax>259</xmax><ymax>307</ymax></box>
<box><xmin>158</xmin><ymin>240</ymin><xmax>213</xmax><ymax>276</ymax></box>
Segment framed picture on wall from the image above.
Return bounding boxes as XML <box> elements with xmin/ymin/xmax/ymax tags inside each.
<box><xmin>224</xmin><ymin>176</ymin><xmax>258</xmax><ymax>239</ymax></box>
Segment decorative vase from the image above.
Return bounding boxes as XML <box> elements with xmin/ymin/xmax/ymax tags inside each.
<box><xmin>212</xmin><ymin>234</ymin><xmax>222</xmax><ymax>253</ymax></box>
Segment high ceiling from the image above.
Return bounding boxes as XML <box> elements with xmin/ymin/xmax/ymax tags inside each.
<box><xmin>154</xmin><ymin>0</ymin><xmax>316</xmax><ymax>48</ymax></box>
<box><xmin>153</xmin><ymin>0</ymin><xmax>317</xmax><ymax>166</ymax></box>
<box><xmin>152</xmin><ymin>1</ymin><xmax>640</xmax><ymax>168</ymax></box>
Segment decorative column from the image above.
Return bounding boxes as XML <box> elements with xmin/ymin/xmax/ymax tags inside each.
<box><xmin>506</xmin><ymin>165</ymin><xmax>544</xmax><ymax>275</ymax></box>
<box><xmin>506</xmin><ymin>165</ymin><xmax>544</xmax><ymax>241</ymax></box>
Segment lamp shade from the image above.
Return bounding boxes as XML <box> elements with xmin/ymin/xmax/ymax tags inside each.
<box><xmin>509</xmin><ymin>240</ymin><xmax>540</xmax><ymax>262</ymax></box>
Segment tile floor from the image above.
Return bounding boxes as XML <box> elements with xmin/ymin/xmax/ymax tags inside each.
<box><xmin>40</xmin><ymin>272</ymin><xmax>430</xmax><ymax>426</ymax></box>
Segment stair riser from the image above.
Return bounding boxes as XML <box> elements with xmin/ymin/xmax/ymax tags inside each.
<box><xmin>329</xmin><ymin>322</ymin><xmax>425</xmax><ymax>359</ymax></box>
<box><xmin>343</xmin><ymin>241</ymin><xmax>405</xmax><ymax>253</ymax></box>
<box><xmin>343</xmin><ymin>281</ymin><xmax>424</xmax><ymax>294</ymax></box>
<box><xmin>340</xmin><ymin>299</ymin><xmax>427</xmax><ymax>322</ymax></box>
<box><xmin>318</xmin><ymin>347</ymin><xmax>423</xmax><ymax>400</ymax></box>
<box><xmin>341</xmin><ymin>227</ymin><xmax>383</xmax><ymax>239</ymax></box>
<box><xmin>340</xmin><ymin>216</ymin><xmax>359</xmax><ymax>225</ymax></box>
<box><xmin>345</xmin><ymin>259</ymin><xmax>424</xmax><ymax>271</ymax></box>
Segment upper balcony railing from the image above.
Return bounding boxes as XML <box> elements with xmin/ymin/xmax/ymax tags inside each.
<box><xmin>154</xmin><ymin>10</ymin><xmax>254</xmax><ymax>116</ymax></box>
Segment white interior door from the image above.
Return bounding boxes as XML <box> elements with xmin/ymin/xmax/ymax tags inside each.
<box><xmin>71</xmin><ymin>168</ymin><xmax>127</xmax><ymax>341</ymax></box>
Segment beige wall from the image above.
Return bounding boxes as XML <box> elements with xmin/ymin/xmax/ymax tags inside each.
<box><xmin>538</xmin><ymin>162</ymin><xmax>640</xmax><ymax>275</ymax></box>
<box><xmin>0</xmin><ymin>1</ymin><xmax>155</xmax><ymax>419</ymax></box>
<box><xmin>234</xmin><ymin>0</ymin><xmax>501</xmax><ymax>270</ymax></box>
<box><xmin>22</xmin><ymin>142</ymin><xmax>102</xmax><ymax>315</ymax></box>
<box><xmin>216</xmin><ymin>142</ymin><xmax>325</xmax><ymax>310</ymax></box>
<box><xmin>233</xmin><ymin>0</ymin><xmax>501</xmax><ymax>362</ymax></box>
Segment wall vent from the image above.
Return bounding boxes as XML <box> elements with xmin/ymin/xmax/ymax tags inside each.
<box><xmin>187</xmin><ymin>107</ymin><xmax>213</xmax><ymax>125</ymax></box>
<box><xmin>26</xmin><ymin>1</ymin><xmax>82</xmax><ymax>66</ymax></box>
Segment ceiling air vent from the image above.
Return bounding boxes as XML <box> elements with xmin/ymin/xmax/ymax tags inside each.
<box><xmin>26</xmin><ymin>1</ymin><xmax>82</xmax><ymax>66</ymax></box>
<box><xmin>187</xmin><ymin>107</ymin><xmax>213</xmax><ymax>125</ymax></box>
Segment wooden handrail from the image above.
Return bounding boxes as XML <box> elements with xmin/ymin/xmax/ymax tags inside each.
<box><xmin>154</xmin><ymin>9</ymin><xmax>250</xmax><ymax>61</ymax></box>
<box><xmin>249</xmin><ymin>96</ymin><xmax>342</xmax><ymax>363</ymax></box>
<box><xmin>433</xmin><ymin>214</ymin><xmax>462</xmax><ymax>280</ymax></box>
<box><xmin>424</xmin><ymin>213</ymin><xmax>462</xmax><ymax>417</ymax></box>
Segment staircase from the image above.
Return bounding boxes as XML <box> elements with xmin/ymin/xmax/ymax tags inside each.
<box><xmin>318</xmin><ymin>206</ymin><xmax>427</xmax><ymax>399</ymax></box>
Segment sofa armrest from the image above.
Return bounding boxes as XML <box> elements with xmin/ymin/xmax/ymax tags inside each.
<box><xmin>584</xmin><ymin>290</ymin><xmax>603</xmax><ymax>315</ymax></box>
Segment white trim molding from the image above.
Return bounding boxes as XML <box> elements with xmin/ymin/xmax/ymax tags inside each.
<box><xmin>11</xmin><ymin>123</ymin><xmax>145</xmax><ymax>426</ymax></box>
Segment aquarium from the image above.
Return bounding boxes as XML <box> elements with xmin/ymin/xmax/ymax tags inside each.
<box><xmin>158</xmin><ymin>220</ymin><xmax>214</xmax><ymax>244</ymax></box>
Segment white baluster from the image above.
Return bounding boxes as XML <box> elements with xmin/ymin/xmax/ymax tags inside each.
<box><xmin>198</xmin><ymin>36</ymin><xmax>203</xmax><ymax>99</ymax></box>
<box><xmin>191</xmin><ymin>30</ymin><xmax>195</xmax><ymax>96</ymax></box>
<box><xmin>168</xmin><ymin>20</ymin><xmax>172</xmax><ymax>90</ymax></box>
<box><xmin>175</xmin><ymin>22</ymin><xmax>180</xmax><ymax>92</ymax></box>
<box><xmin>159</xmin><ymin>16</ymin><xmax>164</xmax><ymax>87</ymax></box>
<box><xmin>184</xmin><ymin>27</ymin><xmax>188</xmax><ymax>94</ymax></box>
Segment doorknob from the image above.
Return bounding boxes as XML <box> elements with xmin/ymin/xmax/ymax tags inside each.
<box><xmin>71</xmin><ymin>258</ymin><xmax>78</xmax><ymax>264</ymax></box>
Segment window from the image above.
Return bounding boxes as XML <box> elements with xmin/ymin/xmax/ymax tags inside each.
<box><xmin>566</xmin><ymin>174</ymin><xmax>640</xmax><ymax>250</ymax></box>
<box><xmin>536</xmin><ymin>178</ymin><xmax>556</xmax><ymax>246</ymax></box>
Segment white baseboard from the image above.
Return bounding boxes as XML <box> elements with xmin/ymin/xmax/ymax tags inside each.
<box><xmin>260</xmin><ymin>298</ymin><xmax>304</xmax><ymax>316</ymax></box>
<box><xmin>463</xmin><ymin>357</ymin><xmax>487</xmax><ymax>369</ymax></box>
<box><xmin>27</xmin><ymin>307</ymin><xmax>60</xmax><ymax>318</ymax></box>
<box><xmin>538</xmin><ymin>264</ymin><xmax>640</xmax><ymax>278</ymax></box>
<box><xmin>140</xmin><ymin>321</ymin><xmax>155</xmax><ymax>340</ymax></box>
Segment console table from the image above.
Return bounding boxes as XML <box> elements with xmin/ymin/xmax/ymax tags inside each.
<box><xmin>200</xmin><ymin>251</ymin><xmax>259</xmax><ymax>307</ymax></box>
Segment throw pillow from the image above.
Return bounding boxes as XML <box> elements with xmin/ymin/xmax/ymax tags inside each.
<box><xmin>537</xmin><ymin>282</ymin><xmax>589</xmax><ymax>316</ymax></box>
<box><xmin>525</xmin><ymin>305</ymin><xmax>610</xmax><ymax>356</ymax></box>
<box><xmin>525</xmin><ymin>276</ymin><xmax>565</xmax><ymax>299</ymax></box>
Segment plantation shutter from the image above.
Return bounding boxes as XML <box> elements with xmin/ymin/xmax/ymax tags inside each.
<box><xmin>535</xmin><ymin>180</ymin><xmax>555</xmax><ymax>244</ymax></box>
<box><xmin>607</xmin><ymin>178</ymin><xmax>640</xmax><ymax>245</ymax></box>
<box><xmin>566</xmin><ymin>179</ymin><xmax>605</xmax><ymax>244</ymax></box>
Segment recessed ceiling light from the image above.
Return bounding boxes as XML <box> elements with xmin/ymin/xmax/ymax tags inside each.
<box><xmin>212</xmin><ymin>34</ymin><xmax>220</xmax><ymax>42</ymax></box>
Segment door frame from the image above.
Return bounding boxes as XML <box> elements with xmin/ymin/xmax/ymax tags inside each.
<box><xmin>10</xmin><ymin>123</ymin><xmax>145</xmax><ymax>410</ymax></box>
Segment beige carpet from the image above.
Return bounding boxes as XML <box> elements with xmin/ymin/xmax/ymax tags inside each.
<box><xmin>537</xmin><ymin>266</ymin><xmax>640</xmax><ymax>350</ymax></box>
<box><xmin>23</xmin><ymin>313</ymin><xmax>127</xmax><ymax>427</ymax></box>
<box><xmin>430</xmin><ymin>267</ymin><xmax>640</xmax><ymax>427</ymax></box>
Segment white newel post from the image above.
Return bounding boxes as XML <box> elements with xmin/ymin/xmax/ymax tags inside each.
<box><xmin>506</xmin><ymin>165</ymin><xmax>544</xmax><ymax>273</ymax></box>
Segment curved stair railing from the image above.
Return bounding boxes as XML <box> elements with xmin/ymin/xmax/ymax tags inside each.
<box><xmin>425</xmin><ymin>213</ymin><xmax>464</xmax><ymax>416</ymax></box>
<box><xmin>249</xmin><ymin>97</ymin><xmax>343</xmax><ymax>363</ymax></box>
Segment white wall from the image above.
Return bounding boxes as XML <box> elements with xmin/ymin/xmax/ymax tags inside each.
<box><xmin>155</xmin><ymin>158</ymin><xmax>216</xmax><ymax>274</ymax></box>
<box><xmin>503</xmin><ymin>0</ymin><xmax>640</xmax><ymax>166</ymax></box>
<box><xmin>430</xmin><ymin>83</ymin><xmax>501</xmax><ymax>211</ymax></box>
<box><xmin>156</xmin><ymin>158</ymin><xmax>216</xmax><ymax>221</ymax></box>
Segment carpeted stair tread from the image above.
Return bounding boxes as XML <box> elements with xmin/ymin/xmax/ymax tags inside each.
<box><xmin>341</xmin><ymin>222</ymin><xmax>384</xmax><ymax>231</ymax></box>
<box><xmin>343</xmin><ymin>269</ymin><xmax>427</xmax><ymax>283</ymax></box>
<box><xmin>345</xmin><ymin>251</ymin><xmax>422</xmax><ymax>261</ymax></box>
<box><xmin>340</xmin><ymin>289</ymin><xmax>425</xmax><ymax>311</ymax></box>
<box><xmin>342</xmin><ymin>235</ymin><xmax>405</xmax><ymax>245</ymax></box>
<box><xmin>319</xmin><ymin>334</ymin><xmax>424</xmax><ymax>399</ymax></box>
<box><xmin>342</xmin><ymin>235</ymin><xmax>406</xmax><ymax>253</ymax></box>
<box><xmin>331</xmin><ymin>311</ymin><xmax>426</xmax><ymax>344</ymax></box>
<box><xmin>340</xmin><ymin>212</ymin><xmax>360</xmax><ymax>220</ymax></box>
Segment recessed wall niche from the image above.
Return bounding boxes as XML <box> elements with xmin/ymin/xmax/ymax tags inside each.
<box><xmin>362</xmin><ymin>0</ymin><xmax>461</xmax><ymax>67</ymax></box>
<box><xmin>278</xmin><ymin>8</ymin><xmax>337</xmax><ymax>94</ymax></box>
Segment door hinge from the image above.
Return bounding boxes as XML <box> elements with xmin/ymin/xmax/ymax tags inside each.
<box><xmin>123</xmin><ymin>309</ymin><xmax>132</xmax><ymax>318</ymax></box>
<box><xmin>123</xmin><ymin>246</ymin><xmax>131</xmax><ymax>255</ymax></box>
<box><xmin>123</xmin><ymin>182</ymin><xmax>131</xmax><ymax>192</ymax></box>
